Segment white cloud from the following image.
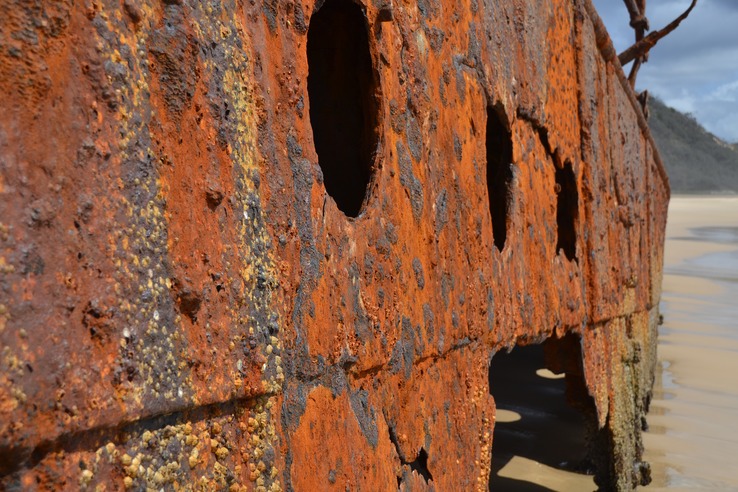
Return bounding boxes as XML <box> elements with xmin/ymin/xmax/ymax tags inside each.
<box><xmin>711</xmin><ymin>79</ymin><xmax>738</xmax><ymax>100</ymax></box>
<box><xmin>699</xmin><ymin>81</ymin><xmax>738</xmax><ymax>141</ymax></box>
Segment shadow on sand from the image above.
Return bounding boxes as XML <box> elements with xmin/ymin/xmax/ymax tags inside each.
<box><xmin>488</xmin><ymin>344</ymin><xmax>595</xmax><ymax>491</ymax></box>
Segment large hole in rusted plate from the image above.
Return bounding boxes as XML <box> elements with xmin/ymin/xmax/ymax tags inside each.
<box><xmin>486</xmin><ymin>106</ymin><xmax>513</xmax><ymax>251</ymax></box>
<box><xmin>488</xmin><ymin>340</ymin><xmax>595</xmax><ymax>489</ymax></box>
<box><xmin>555</xmin><ymin>161</ymin><xmax>578</xmax><ymax>262</ymax></box>
<box><xmin>307</xmin><ymin>0</ymin><xmax>379</xmax><ymax>218</ymax></box>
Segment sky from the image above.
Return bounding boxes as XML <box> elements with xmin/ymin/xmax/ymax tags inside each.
<box><xmin>591</xmin><ymin>0</ymin><xmax>738</xmax><ymax>143</ymax></box>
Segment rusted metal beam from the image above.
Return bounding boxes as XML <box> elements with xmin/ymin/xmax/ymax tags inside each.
<box><xmin>619</xmin><ymin>0</ymin><xmax>698</xmax><ymax>66</ymax></box>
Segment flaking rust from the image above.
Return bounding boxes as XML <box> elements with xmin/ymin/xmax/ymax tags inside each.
<box><xmin>0</xmin><ymin>0</ymin><xmax>666</xmax><ymax>490</ymax></box>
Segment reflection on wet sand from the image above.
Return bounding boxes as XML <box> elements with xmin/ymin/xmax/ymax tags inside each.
<box><xmin>644</xmin><ymin>196</ymin><xmax>738</xmax><ymax>490</ymax></box>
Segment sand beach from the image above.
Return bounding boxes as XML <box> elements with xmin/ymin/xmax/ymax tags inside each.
<box><xmin>644</xmin><ymin>196</ymin><xmax>738</xmax><ymax>490</ymax></box>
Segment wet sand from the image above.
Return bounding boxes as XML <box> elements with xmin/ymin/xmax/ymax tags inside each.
<box><xmin>644</xmin><ymin>196</ymin><xmax>738</xmax><ymax>490</ymax></box>
<box><xmin>489</xmin><ymin>196</ymin><xmax>738</xmax><ymax>490</ymax></box>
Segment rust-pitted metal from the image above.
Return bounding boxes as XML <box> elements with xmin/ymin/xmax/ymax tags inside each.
<box><xmin>1</xmin><ymin>0</ymin><xmax>667</xmax><ymax>490</ymax></box>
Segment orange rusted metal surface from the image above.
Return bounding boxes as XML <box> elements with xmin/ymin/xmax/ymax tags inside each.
<box><xmin>0</xmin><ymin>0</ymin><xmax>667</xmax><ymax>490</ymax></box>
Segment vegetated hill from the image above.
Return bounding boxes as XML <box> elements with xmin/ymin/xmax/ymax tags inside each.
<box><xmin>648</xmin><ymin>97</ymin><xmax>738</xmax><ymax>194</ymax></box>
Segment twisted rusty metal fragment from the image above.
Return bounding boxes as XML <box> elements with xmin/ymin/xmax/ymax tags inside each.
<box><xmin>623</xmin><ymin>0</ymin><xmax>649</xmax><ymax>32</ymax></box>
<box><xmin>619</xmin><ymin>0</ymin><xmax>698</xmax><ymax>66</ymax></box>
<box><xmin>622</xmin><ymin>0</ymin><xmax>650</xmax><ymax>88</ymax></box>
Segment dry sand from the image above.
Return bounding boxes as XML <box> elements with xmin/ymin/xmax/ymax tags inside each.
<box><xmin>489</xmin><ymin>196</ymin><xmax>738</xmax><ymax>490</ymax></box>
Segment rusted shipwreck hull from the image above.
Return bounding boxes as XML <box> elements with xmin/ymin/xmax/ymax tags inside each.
<box><xmin>0</xmin><ymin>0</ymin><xmax>668</xmax><ymax>490</ymax></box>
